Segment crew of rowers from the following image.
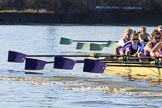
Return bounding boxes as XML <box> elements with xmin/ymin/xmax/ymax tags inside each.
<box><xmin>113</xmin><ymin>25</ymin><xmax>162</xmax><ymax>61</ymax></box>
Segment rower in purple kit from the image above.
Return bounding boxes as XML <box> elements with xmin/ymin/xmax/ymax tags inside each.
<box><xmin>144</xmin><ymin>29</ymin><xmax>161</xmax><ymax>57</ymax></box>
<box><xmin>119</xmin><ymin>31</ymin><xmax>145</xmax><ymax>61</ymax></box>
<box><xmin>150</xmin><ymin>36</ymin><xmax>162</xmax><ymax>61</ymax></box>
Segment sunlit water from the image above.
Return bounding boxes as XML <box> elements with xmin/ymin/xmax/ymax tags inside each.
<box><xmin>0</xmin><ymin>25</ymin><xmax>162</xmax><ymax>108</ymax></box>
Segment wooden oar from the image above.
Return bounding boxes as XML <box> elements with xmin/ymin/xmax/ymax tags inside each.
<box><xmin>60</xmin><ymin>37</ymin><xmax>118</xmax><ymax>45</ymax></box>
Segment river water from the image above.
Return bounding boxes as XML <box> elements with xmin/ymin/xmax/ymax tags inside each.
<box><xmin>0</xmin><ymin>25</ymin><xmax>162</xmax><ymax>108</ymax></box>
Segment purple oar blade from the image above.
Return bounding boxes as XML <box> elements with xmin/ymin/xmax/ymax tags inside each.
<box><xmin>25</xmin><ymin>58</ymin><xmax>46</xmax><ymax>70</ymax></box>
<box><xmin>54</xmin><ymin>56</ymin><xmax>75</xmax><ymax>70</ymax></box>
<box><xmin>83</xmin><ymin>59</ymin><xmax>107</xmax><ymax>73</ymax></box>
<box><xmin>8</xmin><ymin>51</ymin><xmax>26</xmax><ymax>63</ymax></box>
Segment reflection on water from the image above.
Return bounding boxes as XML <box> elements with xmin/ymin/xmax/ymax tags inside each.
<box><xmin>0</xmin><ymin>25</ymin><xmax>162</xmax><ymax>108</ymax></box>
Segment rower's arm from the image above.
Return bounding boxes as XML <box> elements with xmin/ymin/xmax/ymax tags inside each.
<box><xmin>150</xmin><ymin>42</ymin><xmax>162</xmax><ymax>57</ymax></box>
<box><xmin>148</xmin><ymin>34</ymin><xmax>151</xmax><ymax>40</ymax></box>
<box><xmin>144</xmin><ymin>42</ymin><xmax>153</xmax><ymax>52</ymax></box>
<box><xmin>119</xmin><ymin>43</ymin><xmax>130</xmax><ymax>55</ymax></box>
<box><xmin>138</xmin><ymin>34</ymin><xmax>144</xmax><ymax>42</ymax></box>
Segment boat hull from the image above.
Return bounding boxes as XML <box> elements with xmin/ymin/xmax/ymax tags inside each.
<box><xmin>104</xmin><ymin>63</ymin><xmax>162</xmax><ymax>80</ymax></box>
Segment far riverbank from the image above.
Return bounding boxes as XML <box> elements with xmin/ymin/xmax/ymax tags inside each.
<box><xmin>0</xmin><ymin>11</ymin><xmax>161</xmax><ymax>26</ymax></box>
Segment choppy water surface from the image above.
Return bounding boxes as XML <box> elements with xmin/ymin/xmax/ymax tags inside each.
<box><xmin>0</xmin><ymin>25</ymin><xmax>162</xmax><ymax>108</ymax></box>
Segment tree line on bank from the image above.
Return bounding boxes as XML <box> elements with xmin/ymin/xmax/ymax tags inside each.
<box><xmin>0</xmin><ymin>0</ymin><xmax>162</xmax><ymax>13</ymax></box>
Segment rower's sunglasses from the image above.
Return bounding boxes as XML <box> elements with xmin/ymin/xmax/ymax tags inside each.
<box><xmin>154</xmin><ymin>37</ymin><xmax>161</xmax><ymax>39</ymax></box>
<box><xmin>132</xmin><ymin>38</ymin><xmax>138</xmax><ymax>41</ymax></box>
<box><xmin>127</xmin><ymin>32</ymin><xmax>132</xmax><ymax>36</ymax></box>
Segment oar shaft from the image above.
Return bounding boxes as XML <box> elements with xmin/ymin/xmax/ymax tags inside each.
<box><xmin>22</xmin><ymin>54</ymin><xmax>162</xmax><ymax>59</ymax></box>
<box><xmin>73</xmin><ymin>40</ymin><xmax>118</xmax><ymax>43</ymax></box>
<box><xmin>46</xmin><ymin>60</ymin><xmax>160</xmax><ymax>65</ymax></box>
<box><xmin>46</xmin><ymin>60</ymin><xmax>84</xmax><ymax>64</ymax></box>
<box><xmin>73</xmin><ymin>40</ymin><xmax>107</xmax><ymax>42</ymax></box>
<box><xmin>27</xmin><ymin>53</ymin><xmax>117</xmax><ymax>58</ymax></box>
<box><xmin>27</xmin><ymin>55</ymin><xmax>92</xmax><ymax>57</ymax></box>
